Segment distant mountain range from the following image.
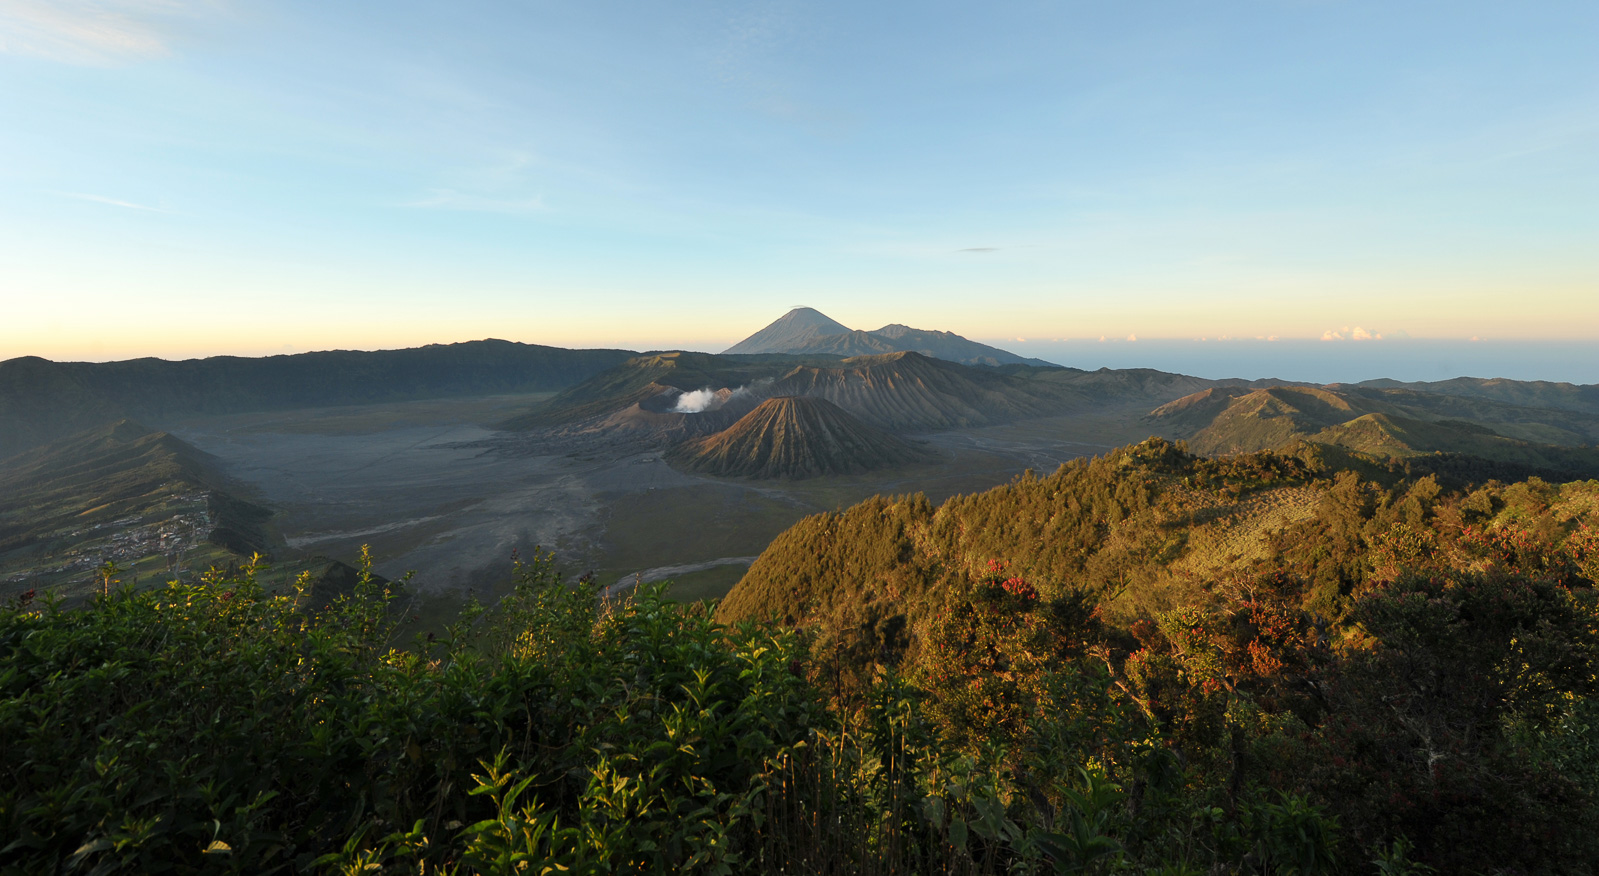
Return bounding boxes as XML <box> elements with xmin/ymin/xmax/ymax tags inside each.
<box><xmin>723</xmin><ymin>307</ymin><xmax>1052</xmax><ymax>367</ymax></box>
<box><xmin>0</xmin><ymin>340</ymin><xmax>634</xmax><ymax>461</ymax></box>
<box><xmin>1147</xmin><ymin>384</ymin><xmax>1599</xmax><ymax>480</ymax></box>
<box><xmin>6</xmin><ymin>313</ymin><xmax>1598</xmax><ymax>486</ymax></box>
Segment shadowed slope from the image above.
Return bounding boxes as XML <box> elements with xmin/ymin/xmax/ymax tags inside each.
<box><xmin>767</xmin><ymin>351</ymin><xmax>1075</xmax><ymax>430</ymax></box>
<box><xmin>0</xmin><ymin>420</ymin><xmax>271</xmax><ymax>557</ymax></box>
<box><xmin>668</xmin><ymin>396</ymin><xmax>936</xmax><ymax>479</ymax></box>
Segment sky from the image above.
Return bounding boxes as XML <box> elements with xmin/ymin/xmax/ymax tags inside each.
<box><xmin>1</xmin><ymin>1</ymin><xmax>1596</xmax><ymax>382</ymax></box>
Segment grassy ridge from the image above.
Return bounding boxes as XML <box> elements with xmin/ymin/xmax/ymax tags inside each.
<box><xmin>0</xmin><ymin>420</ymin><xmax>273</xmax><ymax>597</ymax></box>
<box><xmin>1148</xmin><ymin>383</ymin><xmax>1599</xmax><ymax>477</ymax></box>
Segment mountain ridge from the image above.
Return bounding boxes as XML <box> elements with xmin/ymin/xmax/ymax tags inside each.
<box><xmin>1145</xmin><ymin>384</ymin><xmax>1599</xmax><ymax>479</ymax></box>
<box><xmin>0</xmin><ymin>339</ymin><xmax>636</xmax><ymax>462</ymax></box>
<box><xmin>0</xmin><ymin>419</ymin><xmax>276</xmax><ymax>582</ymax></box>
<box><xmin>723</xmin><ymin>307</ymin><xmax>1052</xmax><ymax>367</ymax></box>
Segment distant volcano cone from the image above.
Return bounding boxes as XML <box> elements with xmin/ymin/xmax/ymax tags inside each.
<box><xmin>722</xmin><ymin>307</ymin><xmax>852</xmax><ymax>355</ymax></box>
<box><xmin>668</xmin><ymin>396</ymin><xmax>936</xmax><ymax>479</ymax></box>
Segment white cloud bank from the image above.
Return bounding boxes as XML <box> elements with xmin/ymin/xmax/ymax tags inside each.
<box><xmin>1321</xmin><ymin>325</ymin><xmax>1387</xmax><ymax>342</ymax></box>
<box><xmin>0</xmin><ymin>0</ymin><xmax>214</xmax><ymax>65</ymax></box>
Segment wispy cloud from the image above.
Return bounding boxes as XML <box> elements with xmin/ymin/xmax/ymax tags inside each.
<box><xmin>58</xmin><ymin>191</ymin><xmax>168</xmax><ymax>211</ymax></box>
<box><xmin>958</xmin><ymin>247</ymin><xmax>999</xmax><ymax>253</ymax></box>
<box><xmin>402</xmin><ymin>189</ymin><xmax>547</xmax><ymax>215</ymax></box>
<box><xmin>0</xmin><ymin>0</ymin><xmax>213</xmax><ymax>65</ymax></box>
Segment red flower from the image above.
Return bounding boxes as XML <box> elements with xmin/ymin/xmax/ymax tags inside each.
<box><xmin>1000</xmin><ymin>577</ymin><xmax>1038</xmax><ymax>600</ymax></box>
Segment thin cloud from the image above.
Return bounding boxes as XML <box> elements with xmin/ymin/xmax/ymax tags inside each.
<box><xmin>59</xmin><ymin>191</ymin><xmax>168</xmax><ymax>212</ymax></box>
<box><xmin>402</xmin><ymin>189</ymin><xmax>548</xmax><ymax>214</ymax></box>
<box><xmin>403</xmin><ymin>152</ymin><xmax>552</xmax><ymax>215</ymax></box>
<box><xmin>0</xmin><ymin>0</ymin><xmax>213</xmax><ymax>65</ymax></box>
<box><xmin>957</xmin><ymin>247</ymin><xmax>999</xmax><ymax>253</ymax></box>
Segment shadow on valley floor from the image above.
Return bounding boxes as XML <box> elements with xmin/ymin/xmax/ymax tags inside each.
<box><xmin>155</xmin><ymin>395</ymin><xmax>1154</xmax><ymax>619</ymax></box>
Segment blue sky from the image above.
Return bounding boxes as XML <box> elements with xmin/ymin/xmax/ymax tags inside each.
<box><xmin>1</xmin><ymin>1</ymin><xmax>1596</xmax><ymax>380</ymax></box>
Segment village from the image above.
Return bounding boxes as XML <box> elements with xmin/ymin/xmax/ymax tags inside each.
<box><xmin>2</xmin><ymin>490</ymin><xmax>216</xmax><ymax>592</ymax></box>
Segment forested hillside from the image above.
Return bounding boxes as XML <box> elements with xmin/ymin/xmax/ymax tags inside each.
<box><xmin>4</xmin><ymin>439</ymin><xmax>1596</xmax><ymax>873</ymax></box>
<box><xmin>720</xmin><ymin>438</ymin><xmax>1599</xmax><ymax>872</ymax></box>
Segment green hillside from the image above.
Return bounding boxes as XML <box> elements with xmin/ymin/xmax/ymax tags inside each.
<box><xmin>1148</xmin><ymin>383</ymin><xmax>1599</xmax><ymax>478</ymax></box>
<box><xmin>717</xmin><ymin>439</ymin><xmax>1320</xmax><ymax>642</ymax></box>
<box><xmin>719</xmin><ymin>436</ymin><xmax>1599</xmax><ymax>656</ymax></box>
<box><xmin>1314</xmin><ymin>412</ymin><xmax>1599</xmax><ymax>476</ymax></box>
<box><xmin>0</xmin><ymin>420</ymin><xmax>274</xmax><ymax>599</ymax></box>
<box><xmin>1149</xmin><ymin>386</ymin><xmax>1379</xmax><ymax>455</ymax></box>
<box><xmin>711</xmin><ymin>438</ymin><xmax>1599</xmax><ymax>871</ymax></box>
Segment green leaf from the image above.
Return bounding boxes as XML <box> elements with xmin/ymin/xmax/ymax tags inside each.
<box><xmin>68</xmin><ymin>838</ymin><xmax>114</xmax><ymax>866</ymax></box>
<box><xmin>949</xmin><ymin>817</ymin><xmax>968</xmax><ymax>849</ymax></box>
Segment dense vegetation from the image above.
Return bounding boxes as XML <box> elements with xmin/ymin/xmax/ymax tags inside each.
<box><xmin>721</xmin><ymin>439</ymin><xmax>1599</xmax><ymax>872</ymax></box>
<box><xmin>4</xmin><ymin>440</ymin><xmax>1597</xmax><ymax>873</ymax></box>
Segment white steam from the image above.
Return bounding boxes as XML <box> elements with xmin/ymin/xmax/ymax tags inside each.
<box><xmin>672</xmin><ymin>388</ymin><xmax>721</xmax><ymax>413</ymax></box>
<box><xmin>671</xmin><ymin>381</ymin><xmax>767</xmax><ymax>414</ymax></box>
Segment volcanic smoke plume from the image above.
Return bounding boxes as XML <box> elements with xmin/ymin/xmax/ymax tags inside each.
<box><xmin>671</xmin><ymin>381</ymin><xmax>767</xmax><ymax>414</ymax></box>
<box><xmin>673</xmin><ymin>388</ymin><xmax>721</xmax><ymax>413</ymax></box>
